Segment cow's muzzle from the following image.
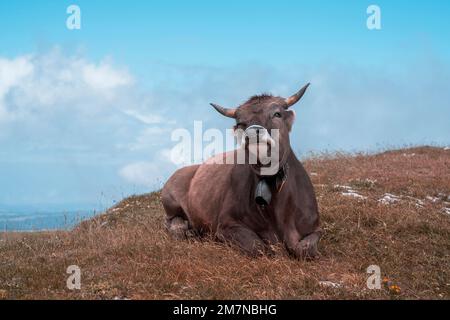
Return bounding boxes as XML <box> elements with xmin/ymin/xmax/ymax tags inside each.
<box><xmin>243</xmin><ymin>125</ymin><xmax>275</xmax><ymax>146</ymax></box>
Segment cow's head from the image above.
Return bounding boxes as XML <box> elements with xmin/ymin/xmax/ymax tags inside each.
<box><xmin>210</xmin><ymin>83</ymin><xmax>310</xmax><ymax>175</ymax></box>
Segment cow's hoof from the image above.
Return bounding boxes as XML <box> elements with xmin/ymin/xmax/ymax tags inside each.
<box><xmin>166</xmin><ymin>217</ymin><xmax>189</xmax><ymax>240</ymax></box>
<box><xmin>297</xmin><ymin>234</ymin><xmax>320</xmax><ymax>260</ymax></box>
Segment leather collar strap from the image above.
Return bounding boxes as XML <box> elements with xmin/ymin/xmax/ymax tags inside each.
<box><xmin>275</xmin><ymin>162</ymin><xmax>289</xmax><ymax>193</ymax></box>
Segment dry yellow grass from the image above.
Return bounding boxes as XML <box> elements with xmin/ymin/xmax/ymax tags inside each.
<box><xmin>1</xmin><ymin>146</ymin><xmax>449</xmax><ymax>299</ymax></box>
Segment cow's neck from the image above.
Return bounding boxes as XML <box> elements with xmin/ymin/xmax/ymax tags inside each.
<box><xmin>252</xmin><ymin>147</ymin><xmax>293</xmax><ymax>207</ymax></box>
<box><xmin>250</xmin><ymin>145</ymin><xmax>292</xmax><ymax>177</ymax></box>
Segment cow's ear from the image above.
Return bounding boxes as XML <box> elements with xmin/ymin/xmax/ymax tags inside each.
<box><xmin>285</xmin><ymin>110</ymin><xmax>296</xmax><ymax>131</ymax></box>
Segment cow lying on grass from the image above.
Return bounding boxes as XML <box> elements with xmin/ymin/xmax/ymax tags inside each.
<box><xmin>162</xmin><ymin>83</ymin><xmax>322</xmax><ymax>258</ymax></box>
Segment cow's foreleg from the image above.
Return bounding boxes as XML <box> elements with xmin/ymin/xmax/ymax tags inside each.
<box><xmin>162</xmin><ymin>191</ymin><xmax>191</xmax><ymax>240</ymax></box>
<box><xmin>297</xmin><ymin>229</ymin><xmax>322</xmax><ymax>259</ymax></box>
<box><xmin>216</xmin><ymin>224</ymin><xmax>268</xmax><ymax>257</ymax></box>
<box><xmin>166</xmin><ymin>216</ymin><xmax>190</xmax><ymax>240</ymax></box>
<box><xmin>284</xmin><ymin>227</ymin><xmax>323</xmax><ymax>260</ymax></box>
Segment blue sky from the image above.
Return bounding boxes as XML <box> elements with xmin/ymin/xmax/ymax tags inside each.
<box><xmin>0</xmin><ymin>1</ymin><xmax>449</xmax><ymax>210</ymax></box>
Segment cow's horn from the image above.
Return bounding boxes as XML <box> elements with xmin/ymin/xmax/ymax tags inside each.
<box><xmin>210</xmin><ymin>103</ymin><xmax>237</xmax><ymax>118</ymax></box>
<box><xmin>285</xmin><ymin>83</ymin><xmax>310</xmax><ymax>108</ymax></box>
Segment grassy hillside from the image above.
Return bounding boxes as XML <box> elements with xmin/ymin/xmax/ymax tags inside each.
<box><xmin>1</xmin><ymin>146</ymin><xmax>449</xmax><ymax>299</ymax></box>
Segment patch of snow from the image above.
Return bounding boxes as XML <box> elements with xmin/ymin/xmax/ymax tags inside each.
<box><xmin>319</xmin><ymin>281</ymin><xmax>342</xmax><ymax>289</ymax></box>
<box><xmin>404</xmin><ymin>196</ymin><xmax>425</xmax><ymax>208</ymax></box>
<box><xmin>378</xmin><ymin>193</ymin><xmax>401</xmax><ymax>205</ymax></box>
<box><xmin>415</xmin><ymin>199</ymin><xmax>425</xmax><ymax>207</ymax></box>
<box><xmin>444</xmin><ymin>147</ymin><xmax>450</xmax><ymax>151</ymax></box>
<box><xmin>335</xmin><ymin>184</ymin><xmax>367</xmax><ymax>200</ymax></box>
<box><xmin>341</xmin><ymin>191</ymin><xmax>367</xmax><ymax>200</ymax></box>
<box><xmin>402</xmin><ymin>153</ymin><xmax>416</xmax><ymax>157</ymax></box>
<box><xmin>334</xmin><ymin>184</ymin><xmax>352</xmax><ymax>190</ymax></box>
<box><xmin>426</xmin><ymin>196</ymin><xmax>440</xmax><ymax>203</ymax></box>
<box><xmin>310</xmin><ymin>172</ymin><xmax>318</xmax><ymax>176</ymax></box>
<box><xmin>437</xmin><ymin>193</ymin><xmax>450</xmax><ymax>202</ymax></box>
<box><xmin>442</xmin><ymin>208</ymin><xmax>450</xmax><ymax>216</ymax></box>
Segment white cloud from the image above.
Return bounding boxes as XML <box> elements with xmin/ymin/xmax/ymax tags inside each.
<box><xmin>0</xmin><ymin>48</ymin><xmax>173</xmax><ymax>165</ymax></box>
<box><xmin>122</xmin><ymin>109</ymin><xmax>164</xmax><ymax>125</ymax></box>
<box><xmin>0</xmin><ymin>48</ymin><xmax>134</xmax><ymax>121</ymax></box>
<box><xmin>0</xmin><ymin>56</ymin><xmax>34</xmax><ymax>97</ymax></box>
<box><xmin>118</xmin><ymin>146</ymin><xmax>179</xmax><ymax>187</ymax></box>
<box><xmin>82</xmin><ymin>61</ymin><xmax>133</xmax><ymax>91</ymax></box>
<box><xmin>0</xmin><ymin>56</ymin><xmax>34</xmax><ymax>120</ymax></box>
<box><xmin>119</xmin><ymin>161</ymin><xmax>166</xmax><ymax>188</ymax></box>
<box><xmin>126</xmin><ymin>126</ymin><xmax>171</xmax><ymax>151</ymax></box>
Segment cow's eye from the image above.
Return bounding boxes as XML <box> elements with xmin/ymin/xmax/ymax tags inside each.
<box><xmin>273</xmin><ymin>112</ymin><xmax>282</xmax><ymax>118</ymax></box>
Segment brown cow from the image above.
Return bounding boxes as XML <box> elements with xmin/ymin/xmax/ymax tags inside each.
<box><xmin>162</xmin><ymin>83</ymin><xmax>322</xmax><ymax>258</ymax></box>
